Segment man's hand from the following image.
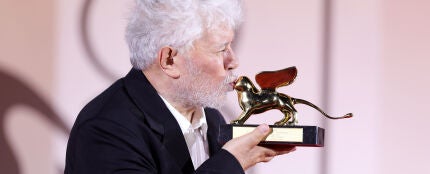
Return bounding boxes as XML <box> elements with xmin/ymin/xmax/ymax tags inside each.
<box><xmin>222</xmin><ymin>124</ymin><xmax>296</xmax><ymax>170</ymax></box>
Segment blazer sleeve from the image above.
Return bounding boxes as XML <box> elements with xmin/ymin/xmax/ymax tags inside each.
<box><xmin>65</xmin><ymin>108</ymin><xmax>245</xmax><ymax>174</ymax></box>
<box><xmin>65</xmin><ymin>118</ymin><xmax>157</xmax><ymax>174</ymax></box>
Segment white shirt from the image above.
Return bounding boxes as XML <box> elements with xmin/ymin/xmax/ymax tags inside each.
<box><xmin>160</xmin><ymin>96</ymin><xmax>209</xmax><ymax>169</ymax></box>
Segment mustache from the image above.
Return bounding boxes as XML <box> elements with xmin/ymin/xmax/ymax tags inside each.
<box><xmin>224</xmin><ymin>72</ymin><xmax>238</xmax><ymax>84</ymax></box>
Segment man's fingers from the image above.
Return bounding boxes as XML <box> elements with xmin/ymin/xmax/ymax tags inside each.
<box><xmin>221</xmin><ymin>124</ymin><xmax>297</xmax><ymax>170</ymax></box>
<box><xmin>249</xmin><ymin>146</ymin><xmax>277</xmax><ymax>162</ymax></box>
<box><xmin>260</xmin><ymin>147</ymin><xmax>277</xmax><ymax>157</ymax></box>
<box><xmin>260</xmin><ymin>144</ymin><xmax>296</xmax><ymax>155</ymax></box>
<box><xmin>276</xmin><ymin>147</ymin><xmax>296</xmax><ymax>155</ymax></box>
<box><xmin>262</xmin><ymin>156</ymin><xmax>275</xmax><ymax>163</ymax></box>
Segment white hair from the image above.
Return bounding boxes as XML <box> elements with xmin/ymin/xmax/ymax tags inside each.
<box><xmin>125</xmin><ymin>0</ymin><xmax>243</xmax><ymax>70</ymax></box>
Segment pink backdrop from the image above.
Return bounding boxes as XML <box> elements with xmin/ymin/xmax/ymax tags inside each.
<box><xmin>1</xmin><ymin>0</ymin><xmax>429</xmax><ymax>173</ymax></box>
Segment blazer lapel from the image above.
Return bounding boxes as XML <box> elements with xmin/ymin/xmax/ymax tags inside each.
<box><xmin>123</xmin><ymin>68</ymin><xmax>194</xmax><ymax>173</ymax></box>
<box><xmin>205</xmin><ymin>108</ymin><xmax>224</xmax><ymax>156</ymax></box>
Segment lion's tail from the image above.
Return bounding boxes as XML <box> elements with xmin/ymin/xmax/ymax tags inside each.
<box><xmin>292</xmin><ymin>98</ymin><xmax>353</xmax><ymax>119</ymax></box>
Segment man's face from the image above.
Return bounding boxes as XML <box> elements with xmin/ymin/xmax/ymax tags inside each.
<box><xmin>172</xmin><ymin>26</ymin><xmax>239</xmax><ymax>109</ymax></box>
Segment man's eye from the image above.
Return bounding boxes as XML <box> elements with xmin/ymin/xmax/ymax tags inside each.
<box><xmin>219</xmin><ymin>49</ymin><xmax>227</xmax><ymax>52</ymax></box>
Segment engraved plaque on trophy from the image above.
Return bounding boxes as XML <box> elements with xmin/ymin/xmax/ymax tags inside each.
<box><xmin>219</xmin><ymin>66</ymin><xmax>353</xmax><ymax>147</ymax></box>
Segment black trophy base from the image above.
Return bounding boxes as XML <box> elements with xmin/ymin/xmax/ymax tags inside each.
<box><xmin>219</xmin><ymin>124</ymin><xmax>324</xmax><ymax>147</ymax></box>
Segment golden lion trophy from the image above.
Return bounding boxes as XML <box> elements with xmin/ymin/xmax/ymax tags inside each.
<box><xmin>219</xmin><ymin>66</ymin><xmax>353</xmax><ymax>147</ymax></box>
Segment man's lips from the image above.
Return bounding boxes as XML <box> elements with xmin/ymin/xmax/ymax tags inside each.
<box><xmin>225</xmin><ymin>74</ymin><xmax>238</xmax><ymax>91</ymax></box>
<box><xmin>228</xmin><ymin>78</ymin><xmax>239</xmax><ymax>90</ymax></box>
<box><xmin>230</xmin><ymin>82</ymin><xmax>235</xmax><ymax>89</ymax></box>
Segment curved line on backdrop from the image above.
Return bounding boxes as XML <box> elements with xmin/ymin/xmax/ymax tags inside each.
<box><xmin>80</xmin><ymin>0</ymin><xmax>117</xmax><ymax>81</ymax></box>
<box><xmin>0</xmin><ymin>70</ymin><xmax>70</xmax><ymax>174</ymax></box>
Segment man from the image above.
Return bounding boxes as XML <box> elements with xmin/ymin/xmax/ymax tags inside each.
<box><xmin>65</xmin><ymin>0</ymin><xmax>295</xmax><ymax>173</ymax></box>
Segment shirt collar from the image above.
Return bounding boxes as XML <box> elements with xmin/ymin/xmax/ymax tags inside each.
<box><xmin>159</xmin><ymin>95</ymin><xmax>208</xmax><ymax>140</ymax></box>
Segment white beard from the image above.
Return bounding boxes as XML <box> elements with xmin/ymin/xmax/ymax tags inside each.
<box><xmin>170</xmin><ymin>59</ymin><xmax>236</xmax><ymax>109</ymax></box>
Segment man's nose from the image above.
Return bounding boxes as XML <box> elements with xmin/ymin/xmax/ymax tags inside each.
<box><xmin>225</xmin><ymin>48</ymin><xmax>239</xmax><ymax>70</ymax></box>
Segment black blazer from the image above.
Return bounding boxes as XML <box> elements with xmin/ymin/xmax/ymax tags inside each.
<box><xmin>64</xmin><ymin>68</ymin><xmax>244</xmax><ymax>174</ymax></box>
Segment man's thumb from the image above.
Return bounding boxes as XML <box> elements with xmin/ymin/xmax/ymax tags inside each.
<box><xmin>244</xmin><ymin>124</ymin><xmax>271</xmax><ymax>146</ymax></box>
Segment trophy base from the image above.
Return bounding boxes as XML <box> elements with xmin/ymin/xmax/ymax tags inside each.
<box><xmin>219</xmin><ymin>124</ymin><xmax>324</xmax><ymax>147</ymax></box>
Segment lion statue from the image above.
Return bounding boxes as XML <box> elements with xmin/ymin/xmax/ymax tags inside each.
<box><xmin>231</xmin><ymin>66</ymin><xmax>352</xmax><ymax>126</ymax></box>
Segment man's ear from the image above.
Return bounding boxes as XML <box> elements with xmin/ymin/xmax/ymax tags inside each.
<box><xmin>158</xmin><ymin>46</ymin><xmax>180</xmax><ymax>78</ymax></box>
